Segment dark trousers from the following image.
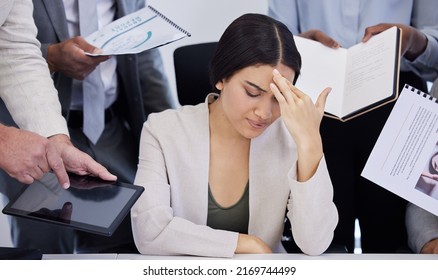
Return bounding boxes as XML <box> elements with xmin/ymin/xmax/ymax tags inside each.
<box><xmin>324</xmin><ymin>71</ymin><xmax>427</xmax><ymax>253</ymax></box>
<box><xmin>69</xmin><ymin>112</ymin><xmax>139</xmax><ymax>253</ymax></box>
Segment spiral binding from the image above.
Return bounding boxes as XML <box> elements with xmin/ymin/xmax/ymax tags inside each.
<box><xmin>148</xmin><ymin>5</ymin><xmax>191</xmax><ymax>37</ymax></box>
<box><xmin>408</xmin><ymin>84</ymin><xmax>438</xmax><ymax>104</ymax></box>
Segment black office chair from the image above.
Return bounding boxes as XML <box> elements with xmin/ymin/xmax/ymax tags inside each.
<box><xmin>173</xmin><ymin>42</ymin><xmax>218</xmax><ymax>106</ymax></box>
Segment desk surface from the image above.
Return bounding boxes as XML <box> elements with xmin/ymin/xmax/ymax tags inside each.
<box><xmin>20</xmin><ymin>253</ymin><xmax>438</xmax><ymax>280</ymax></box>
<box><xmin>43</xmin><ymin>253</ymin><xmax>118</xmax><ymax>260</ymax></box>
<box><xmin>42</xmin><ymin>253</ymin><xmax>438</xmax><ymax>260</ymax></box>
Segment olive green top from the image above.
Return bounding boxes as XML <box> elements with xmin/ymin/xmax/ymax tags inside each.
<box><xmin>207</xmin><ymin>182</ymin><xmax>249</xmax><ymax>234</ymax></box>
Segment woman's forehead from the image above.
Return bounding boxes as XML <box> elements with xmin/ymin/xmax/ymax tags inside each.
<box><xmin>235</xmin><ymin>64</ymin><xmax>295</xmax><ymax>82</ymax></box>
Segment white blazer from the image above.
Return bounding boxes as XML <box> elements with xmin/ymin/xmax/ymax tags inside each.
<box><xmin>132</xmin><ymin>95</ymin><xmax>338</xmax><ymax>257</ymax></box>
<box><xmin>0</xmin><ymin>0</ymin><xmax>67</xmax><ymax>137</ymax></box>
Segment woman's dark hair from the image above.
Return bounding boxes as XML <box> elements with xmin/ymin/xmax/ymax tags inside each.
<box><xmin>209</xmin><ymin>13</ymin><xmax>301</xmax><ymax>93</ymax></box>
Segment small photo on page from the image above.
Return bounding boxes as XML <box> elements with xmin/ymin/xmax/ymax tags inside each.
<box><xmin>415</xmin><ymin>141</ymin><xmax>438</xmax><ymax>200</ymax></box>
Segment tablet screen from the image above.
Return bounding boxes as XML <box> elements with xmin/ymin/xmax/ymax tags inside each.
<box><xmin>2</xmin><ymin>172</ymin><xmax>144</xmax><ymax>236</ymax></box>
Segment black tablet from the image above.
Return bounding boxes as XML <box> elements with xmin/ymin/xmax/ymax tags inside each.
<box><xmin>2</xmin><ymin>172</ymin><xmax>144</xmax><ymax>236</ymax></box>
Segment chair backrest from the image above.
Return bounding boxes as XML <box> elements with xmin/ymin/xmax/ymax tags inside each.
<box><xmin>173</xmin><ymin>42</ymin><xmax>218</xmax><ymax>106</ymax></box>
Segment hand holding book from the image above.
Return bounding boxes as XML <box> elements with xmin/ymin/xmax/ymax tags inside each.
<box><xmin>301</xmin><ymin>22</ymin><xmax>424</xmax><ymax>59</ymax></box>
<box><xmin>294</xmin><ymin>26</ymin><xmax>401</xmax><ymax>121</ymax></box>
<box><xmin>361</xmin><ymin>23</ymin><xmax>428</xmax><ymax>61</ymax></box>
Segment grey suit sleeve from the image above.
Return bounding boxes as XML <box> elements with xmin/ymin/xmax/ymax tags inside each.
<box><xmin>121</xmin><ymin>0</ymin><xmax>176</xmax><ymax>116</ymax></box>
<box><xmin>40</xmin><ymin>42</ymin><xmax>50</xmax><ymax>59</ymax></box>
<box><xmin>137</xmin><ymin>48</ymin><xmax>176</xmax><ymax>115</ymax></box>
<box><xmin>406</xmin><ymin>203</ymin><xmax>438</xmax><ymax>253</ymax></box>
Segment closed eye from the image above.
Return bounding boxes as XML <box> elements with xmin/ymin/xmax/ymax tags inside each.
<box><xmin>244</xmin><ymin>80</ymin><xmax>266</xmax><ymax>98</ymax></box>
<box><xmin>246</xmin><ymin>90</ymin><xmax>261</xmax><ymax>97</ymax></box>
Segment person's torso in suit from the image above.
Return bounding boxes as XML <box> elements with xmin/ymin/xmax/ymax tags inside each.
<box><xmin>31</xmin><ymin>0</ymin><xmax>157</xmax><ymax>141</ymax></box>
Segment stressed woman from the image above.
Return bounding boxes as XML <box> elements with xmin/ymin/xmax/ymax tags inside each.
<box><xmin>131</xmin><ymin>13</ymin><xmax>338</xmax><ymax>257</ymax></box>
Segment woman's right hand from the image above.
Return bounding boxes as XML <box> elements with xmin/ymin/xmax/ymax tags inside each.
<box><xmin>235</xmin><ymin>234</ymin><xmax>272</xmax><ymax>254</ymax></box>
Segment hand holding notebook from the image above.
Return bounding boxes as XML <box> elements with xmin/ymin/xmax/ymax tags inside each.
<box><xmin>85</xmin><ymin>5</ymin><xmax>190</xmax><ymax>56</ymax></box>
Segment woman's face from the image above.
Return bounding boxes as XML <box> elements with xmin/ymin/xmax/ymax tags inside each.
<box><xmin>216</xmin><ymin>63</ymin><xmax>295</xmax><ymax>139</ymax></box>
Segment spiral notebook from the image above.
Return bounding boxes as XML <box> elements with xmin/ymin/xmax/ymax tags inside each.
<box><xmin>85</xmin><ymin>5</ymin><xmax>191</xmax><ymax>56</ymax></box>
<box><xmin>362</xmin><ymin>84</ymin><xmax>438</xmax><ymax>215</ymax></box>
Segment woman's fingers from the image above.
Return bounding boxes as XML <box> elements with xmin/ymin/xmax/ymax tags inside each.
<box><xmin>271</xmin><ymin>69</ymin><xmax>331</xmax><ymax>116</ymax></box>
<box><xmin>273</xmin><ymin>69</ymin><xmax>311</xmax><ymax>104</ymax></box>
<box><xmin>285</xmin><ymin>79</ymin><xmax>306</xmax><ymax>98</ymax></box>
<box><xmin>270</xmin><ymin>82</ymin><xmax>285</xmax><ymax>104</ymax></box>
<box><xmin>272</xmin><ymin>69</ymin><xmax>299</xmax><ymax>104</ymax></box>
<box><xmin>315</xmin><ymin>87</ymin><xmax>332</xmax><ymax>113</ymax></box>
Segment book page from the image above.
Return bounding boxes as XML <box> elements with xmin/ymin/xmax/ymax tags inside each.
<box><xmin>294</xmin><ymin>36</ymin><xmax>346</xmax><ymax>117</ymax></box>
<box><xmin>362</xmin><ymin>85</ymin><xmax>438</xmax><ymax>215</ymax></box>
<box><xmin>342</xmin><ymin>26</ymin><xmax>399</xmax><ymax>116</ymax></box>
<box><xmin>85</xmin><ymin>6</ymin><xmax>189</xmax><ymax>56</ymax></box>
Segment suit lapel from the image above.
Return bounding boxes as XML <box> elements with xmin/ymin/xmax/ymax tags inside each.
<box><xmin>41</xmin><ymin>0</ymin><xmax>69</xmax><ymax>41</ymax></box>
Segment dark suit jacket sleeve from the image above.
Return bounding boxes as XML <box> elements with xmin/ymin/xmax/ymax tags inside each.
<box><xmin>137</xmin><ymin>48</ymin><xmax>175</xmax><ymax>115</ymax></box>
<box><xmin>137</xmin><ymin>0</ymin><xmax>175</xmax><ymax>114</ymax></box>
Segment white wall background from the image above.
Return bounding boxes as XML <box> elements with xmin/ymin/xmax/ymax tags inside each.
<box><xmin>0</xmin><ymin>0</ymin><xmax>269</xmax><ymax>248</ymax></box>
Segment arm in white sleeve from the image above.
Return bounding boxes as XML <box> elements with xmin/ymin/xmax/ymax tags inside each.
<box><xmin>0</xmin><ymin>0</ymin><xmax>68</xmax><ymax>137</ymax></box>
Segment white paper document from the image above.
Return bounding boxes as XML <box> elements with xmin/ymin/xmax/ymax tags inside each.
<box><xmin>294</xmin><ymin>26</ymin><xmax>400</xmax><ymax>121</ymax></box>
<box><xmin>362</xmin><ymin>85</ymin><xmax>438</xmax><ymax>215</ymax></box>
<box><xmin>85</xmin><ymin>6</ymin><xmax>190</xmax><ymax>56</ymax></box>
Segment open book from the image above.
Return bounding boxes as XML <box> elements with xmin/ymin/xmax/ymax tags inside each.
<box><xmin>85</xmin><ymin>5</ymin><xmax>190</xmax><ymax>56</ymax></box>
<box><xmin>294</xmin><ymin>26</ymin><xmax>401</xmax><ymax>121</ymax></box>
<box><xmin>362</xmin><ymin>85</ymin><xmax>438</xmax><ymax>215</ymax></box>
